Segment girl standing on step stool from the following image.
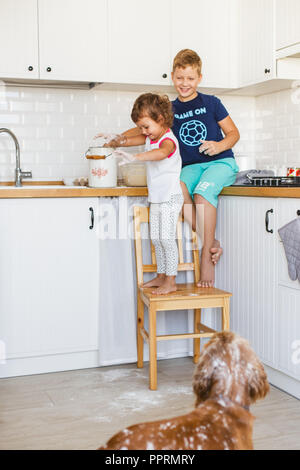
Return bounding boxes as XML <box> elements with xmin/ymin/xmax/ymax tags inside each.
<box><xmin>117</xmin><ymin>93</ymin><xmax>184</xmax><ymax>295</ymax></box>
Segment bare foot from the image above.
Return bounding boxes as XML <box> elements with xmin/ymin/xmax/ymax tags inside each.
<box><xmin>152</xmin><ymin>277</ymin><xmax>177</xmax><ymax>295</ymax></box>
<box><xmin>142</xmin><ymin>274</ymin><xmax>166</xmax><ymax>288</ymax></box>
<box><xmin>210</xmin><ymin>239</ymin><xmax>223</xmax><ymax>265</ymax></box>
<box><xmin>197</xmin><ymin>249</ymin><xmax>215</xmax><ymax>288</ymax></box>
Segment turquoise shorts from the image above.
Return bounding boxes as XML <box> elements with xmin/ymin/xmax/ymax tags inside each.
<box><xmin>180</xmin><ymin>158</ymin><xmax>239</xmax><ymax>208</ymax></box>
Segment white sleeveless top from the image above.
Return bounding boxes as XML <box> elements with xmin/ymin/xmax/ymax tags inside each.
<box><xmin>145</xmin><ymin>129</ymin><xmax>182</xmax><ymax>203</ymax></box>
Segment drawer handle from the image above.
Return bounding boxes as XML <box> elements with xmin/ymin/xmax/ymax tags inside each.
<box><xmin>89</xmin><ymin>207</ymin><xmax>94</xmax><ymax>230</ymax></box>
<box><xmin>265</xmin><ymin>209</ymin><xmax>273</xmax><ymax>233</ymax></box>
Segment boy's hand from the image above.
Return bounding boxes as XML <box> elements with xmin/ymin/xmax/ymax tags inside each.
<box><xmin>199</xmin><ymin>140</ymin><xmax>223</xmax><ymax>156</ymax></box>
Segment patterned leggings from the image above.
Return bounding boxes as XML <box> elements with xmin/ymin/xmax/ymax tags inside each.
<box><xmin>149</xmin><ymin>193</ymin><xmax>184</xmax><ymax>276</ymax></box>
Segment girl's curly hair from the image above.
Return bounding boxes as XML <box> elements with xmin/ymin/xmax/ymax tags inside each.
<box><xmin>131</xmin><ymin>93</ymin><xmax>173</xmax><ymax>128</ymax></box>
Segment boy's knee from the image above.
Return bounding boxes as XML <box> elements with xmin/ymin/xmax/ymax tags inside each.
<box><xmin>194</xmin><ymin>193</ymin><xmax>206</xmax><ymax>205</ymax></box>
<box><xmin>180</xmin><ymin>180</ymin><xmax>189</xmax><ymax>195</ymax></box>
<box><xmin>180</xmin><ymin>181</ymin><xmax>193</xmax><ymax>203</ymax></box>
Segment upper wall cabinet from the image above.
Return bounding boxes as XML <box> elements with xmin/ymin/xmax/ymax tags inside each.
<box><xmin>107</xmin><ymin>0</ymin><xmax>171</xmax><ymax>86</ymax></box>
<box><xmin>0</xmin><ymin>0</ymin><xmax>299</xmax><ymax>91</ymax></box>
<box><xmin>107</xmin><ymin>0</ymin><xmax>235</xmax><ymax>88</ymax></box>
<box><xmin>171</xmin><ymin>0</ymin><xmax>235</xmax><ymax>89</ymax></box>
<box><xmin>0</xmin><ymin>0</ymin><xmax>39</xmax><ymax>79</ymax></box>
<box><xmin>38</xmin><ymin>0</ymin><xmax>107</xmax><ymax>82</ymax></box>
<box><xmin>0</xmin><ymin>0</ymin><xmax>108</xmax><ymax>83</ymax></box>
<box><xmin>275</xmin><ymin>0</ymin><xmax>300</xmax><ymax>51</ymax></box>
<box><xmin>236</xmin><ymin>0</ymin><xmax>275</xmax><ymax>87</ymax></box>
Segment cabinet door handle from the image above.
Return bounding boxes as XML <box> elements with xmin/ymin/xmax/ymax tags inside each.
<box><xmin>162</xmin><ymin>73</ymin><xmax>167</xmax><ymax>78</ymax></box>
<box><xmin>265</xmin><ymin>209</ymin><xmax>273</xmax><ymax>233</ymax></box>
<box><xmin>46</xmin><ymin>67</ymin><xmax>52</xmax><ymax>72</ymax></box>
<box><xmin>28</xmin><ymin>66</ymin><xmax>34</xmax><ymax>71</ymax></box>
<box><xmin>297</xmin><ymin>210</ymin><xmax>300</xmax><ymax>216</ymax></box>
<box><xmin>89</xmin><ymin>207</ymin><xmax>94</xmax><ymax>230</ymax></box>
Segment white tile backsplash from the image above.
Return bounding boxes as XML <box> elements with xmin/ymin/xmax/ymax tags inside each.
<box><xmin>255</xmin><ymin>88</ymin><xmax>300</xmax><ymax>170</ymax></box>
<box><xmin>0</xmin><ymin>82</ymin><xmax>299</xmax><ymax>181</ymax></box>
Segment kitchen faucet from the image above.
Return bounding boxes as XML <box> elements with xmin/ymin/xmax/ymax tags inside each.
<box><xmin>0</xmin><ymin>128</ymin><xmax>32</xmax><ymax>186</ymax></box>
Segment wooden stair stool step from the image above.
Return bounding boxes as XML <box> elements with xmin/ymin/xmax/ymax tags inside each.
<box><xmin>133</xmin><ymin>205</ymin><xmax>232</xmax><ymax>390</ymax></box>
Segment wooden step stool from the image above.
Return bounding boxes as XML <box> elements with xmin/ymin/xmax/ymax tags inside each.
<box><xmin>133</xmin><ymin>206</ymin><xmax>232</xmax><ymax>390</ymax></box>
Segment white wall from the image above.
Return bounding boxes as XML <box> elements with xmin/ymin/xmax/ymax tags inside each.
<box><xmin>255</xmin><ymin>88</ymin><xmax>300</xmax><ymax>171</ymax></box>
<box><xmin>0</xmin><ymin>83</ymin><xmax>299</xmax><ymax>181</ymax></box>
<box><xmin>0</xmin><ymin>85</ymin><xmax>141</xmax><ymax>181</ymax></box>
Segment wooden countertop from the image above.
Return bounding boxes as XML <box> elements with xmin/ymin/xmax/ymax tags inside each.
<box><xmin>0</xmin><ymin>181</ymin><xmax>299</xmax><ymax>198</ymax></box>
<box><xmin>0</xmin><ymin>181</ymin><xmax>148</xmax><ymax>198</ymax></box>
<box><xmin>221</xmin><ymin>186</ymin><xmax>300</xmax><ymax>198</ymax></box>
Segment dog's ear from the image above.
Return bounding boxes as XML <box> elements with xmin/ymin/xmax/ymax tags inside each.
<box><xmin>193</xmin><ymin>344</ymin><xmax>215</xmax><ymax>406</ymax></box>
<box><xmin>248</xmin><ymin>359</ymin><xmax>270</xmax><ymax>403</ymax></box>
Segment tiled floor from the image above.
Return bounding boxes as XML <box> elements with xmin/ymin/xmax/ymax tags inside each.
<box><xmin>0</xmin><ymin>357</ymin><xmax>299</xmax><ymax>450</ymax></box>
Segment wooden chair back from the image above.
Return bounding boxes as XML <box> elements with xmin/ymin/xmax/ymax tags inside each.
<box><xmin>133</xmin><ymin>206</ymin><xmax>200</xmax><ymax>285</ymax></box>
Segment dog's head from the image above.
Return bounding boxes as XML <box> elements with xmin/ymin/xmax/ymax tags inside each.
<box><xmin>193</xmin><ymin>331</ymin><xmax>269</xmax><ymax>408</ymax></box>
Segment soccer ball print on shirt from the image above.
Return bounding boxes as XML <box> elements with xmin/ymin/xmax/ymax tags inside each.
<box><xmin>179</xmin><ymin>120</ymin><xmax>207</xmax><ymax>147</ymax></box>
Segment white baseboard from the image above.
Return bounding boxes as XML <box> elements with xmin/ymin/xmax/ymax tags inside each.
<box><xmin>0</xmin><ymin>350</ymin><xmax>99</xmax><ymax>378</ymax></box>
<box><xmin>0</xmin><ymin>348</ymin><xmax>192</xmax><ymax>378</ymax></box>
<box><xmin>264</xmin><ymin>364</ymin><xmax>300</xmax><ymax>400</ymax></box>
<box><xmin>99</xmin><ymin>348</ymin><xmax>192</xmax><ymax>367</ymax></box>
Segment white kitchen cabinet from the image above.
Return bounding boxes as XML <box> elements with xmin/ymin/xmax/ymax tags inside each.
<box><xmin>216</xmin><ymin>196</ymin><xmax>277</xmax><ymax>366</ymax></box>
<box><xmin>0</xmin><ymin>0</ymin><xmax>107</xmax><ymax>83</ymax></box>
<box><xmin>275</xmin><ymin>0</ymin><xmax>300</xmax><ymax>50</ymax></box>
<box><xmin>276</xmin><ymin>286</ymin><xmax>300</xmax><ymax>381</ymax></box>
<box><xmin>275</xmin><ymin>199</ymin><xmax>300</xmax><ymax>383</ymax></box>
<box><xmin>171</xmin><ymin>0</ymin><xmax>235</xmax><ymax>89</ymax></box>
<box><xmin>2</xmin><ymin>0</ymin><xmax>295</xmax><ymax>91</ymax></box>
<box><xmin>277</xmin><ymin>198</ymin><xmax>300</xmax><ymax>291</ymax></box>
<box><xmin>216</xmin><ymin>195</ymin><xmax>300</xmax><ymax>398</ymax></box>
<box><xmin>0</xmin><ymin>198</ymin><xmax>99</xmax><ymax>378</ymax></box>
<box><xmin>38</xmin><ymin>0</ymin><xmax>108</xmax><ymax>82</ymax></box>
<box><xmin>107</xmin><ymin>0</ymin><xmax>171</xmax><ymax>85</ymax></box>
<box><xmin>0</xmin><ymin>0</ymin><xmax>39</xmax><ymax>79</ymax></box>
<box><xmin>236</xmin><ymin>0</ymin><xmax>275</xmax><ymax>87</ymax></box>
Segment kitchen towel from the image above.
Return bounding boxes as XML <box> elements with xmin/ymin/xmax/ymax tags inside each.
<box><xmin>232</xmin><ymin>169</ymin><xmax>274</xmax><ymax>185</ymax></box>
<box><xmin>278</xmin><ymin>217</ymin><xmax>300</xmax><ymax>283</ymax></box>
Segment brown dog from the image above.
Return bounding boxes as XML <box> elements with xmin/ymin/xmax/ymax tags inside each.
<box><xmin>99</xmin><ymin>331</ymin><xmax>269</xmax><ymax>450</ymax></box>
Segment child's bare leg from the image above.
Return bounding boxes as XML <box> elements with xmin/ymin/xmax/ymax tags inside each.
<box><xmin>211</xmin><ymin>240</ymin><xmax>223</xmax><ymax>265</ymax></box>
<box><xmin>194</xmin><ymin>194</ymin><xmax>217</xmax><ymax>287</ymax></box>
<box><xmin>152</xmin><ymin>275</ymin><xmax>177</xmax><ymax>295</ymax></box>
<box><xmin>180</xmin><ymin>182</ymin><xmax>222</xmax><ymax>264</ymax></box>
<box><xmin>142</xmin><ymin>273</ymin><xmax>166</xmax><ymax>288</ymax></box>
<box><xmin>181</xmin><ymin>181</ymin><xmax>196</xmax><ymax>230</ymax></box>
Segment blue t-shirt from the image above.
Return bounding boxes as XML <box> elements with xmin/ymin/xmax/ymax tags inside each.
<box><xmin>172</xmin><ymin>92</ymin><xmax>234</xmax><ymax>166</ymax></box>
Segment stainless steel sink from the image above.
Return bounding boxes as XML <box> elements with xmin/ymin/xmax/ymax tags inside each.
<box><xmin>0</xmin><ymin>185</ymin><xmax>83</xmax><ymax>189</ymax></box>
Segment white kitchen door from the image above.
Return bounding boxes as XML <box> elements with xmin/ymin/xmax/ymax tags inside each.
<box><xmin>0</xmin><ymin>197</ymin><xmax>99</xmax><ymax>377</ymax></box>
<box><xmin>0</xmin><ymin>0</ymin><xmax>39</xmax><ymax>79</ymax></box>
<box><xmin>107</xmin><ymin>0</ymin><xmax>171</xmax><ymax>85</ymax></box>
<box><xmin>216</xmin><ymin>196</ymin><xmax>278</xmax><ymax>366</ymax></box>
<box><xmin>38</xmin><ymin>0</ymin><xmax>108</xmax><ymax>82</ymax></box>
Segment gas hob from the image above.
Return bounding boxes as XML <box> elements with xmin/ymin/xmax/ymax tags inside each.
<box><xmin>247</xmin><ymin>175</ymin><xmax>300</xmax><ymax>187</ymax></box>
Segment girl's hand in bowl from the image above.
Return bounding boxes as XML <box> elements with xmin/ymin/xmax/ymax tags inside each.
<box><xmin>113</xmin><ymin>149</ymin><xmax>137</xmax><ymax>165</ymax></box>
